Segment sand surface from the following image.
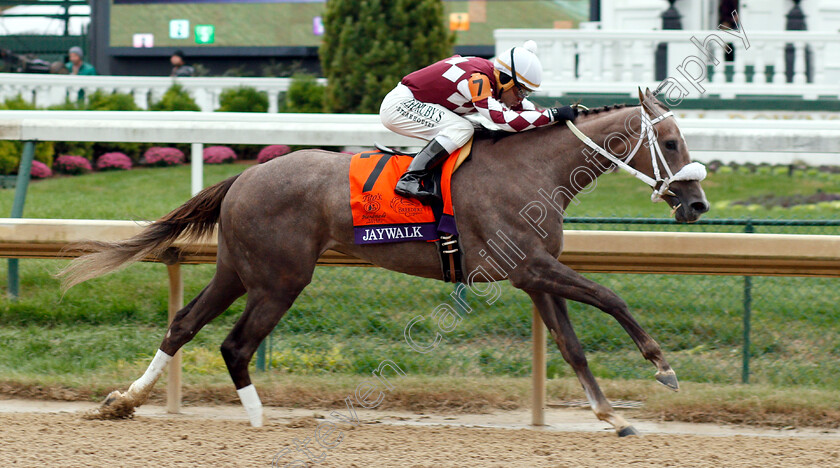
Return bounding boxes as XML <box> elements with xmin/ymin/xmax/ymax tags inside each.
<box><xmin>2</xmin><ymin>399</ymin><xmax>839</xmax><ymax>467</ymax></box>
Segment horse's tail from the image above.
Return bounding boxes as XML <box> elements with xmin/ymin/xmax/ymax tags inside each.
<box><xmin>57</xmin><ymin>174</ymin><xmax>242</xmax><ymax>291</ymax></box>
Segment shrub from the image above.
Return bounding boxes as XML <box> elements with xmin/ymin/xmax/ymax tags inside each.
<box><xmin>0</xmin><ymin>95</ymin><xmax>36</xmax><ymax>110</ymax></box>
<box><xmin>34</xmin><ymin>142</ymin><xmax>54</xmax><ymax>168</ymax></box>
<box><xmin>217</xmin><ymin>86</ymin><xmax>268</xmax><ymax>112</ymax></box>
<box><xmin>54</xmin><ymin>155</ymin><xmax>92</xmax><ymax>175</ymax></box>
<box><xmin>280</xmin><ymin>74</ymin><xmax>325</xmax><ymax>113</ymax></box>
<box><xmin>0</xmin><ymin>141</ymin><xmax>55</xmax><ymax>175</ymax></box>
<box><xmin>226</xmin><ymin>144</ymin><xmax>262</xmax><ymax>160</ymax></box>
<box><xmin>203</xmin><ymin>146</ymin><xmax>236</xmax><ymax>164</ymax></box>
<box><xmin>142</xmin><ymin>147</ymin><xmax>185</xmax><ymax>166</ymax></box>
<box><xmin>93</xmin><ymin>142</ymin><xmax>143</xmax><ymax>162</ymax></box>
<box><xmin>47</xmin><ymin>99</ymin><xmax>83</xmax><ymax>110</ymax></box>
<box><xmin>85</xmin><ymin>90</ymin><xmax>139</xmax><ymax>111</ymax></box>
<box><xmin>321</xmin><ymin>0</ymin><xmax>453</xmax><ymax>113</ymax></box>
<box><xmin>257</xmin><ymin>145</ymin><xmax>291</xmax><ymax>164</ymax></box>
<box><xmin>150</xmin><ymin>84</ymin><xmax>201</xmax><ymax>112</ymax></box>
<box><xmin>30</xmin><ymin>160</ymin><xmax>52</xmax><ymax>179</ymax></box>
<box><xmin>96</xmin><ymin>152</ymin><xmax>132</xmax><ymax>171</ymax></box>
<box><xmin>53</xmin><ymin>142</ymin><xmax>94</xmax><ymax>160</ymax></box>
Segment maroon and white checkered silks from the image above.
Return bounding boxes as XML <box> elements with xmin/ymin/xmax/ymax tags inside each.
<box><xmin>400</xmin><ymin>55</ymin><xmax>553</xmax><ymax>132</ymax></box>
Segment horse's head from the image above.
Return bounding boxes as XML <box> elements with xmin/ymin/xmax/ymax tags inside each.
<box><xmin>628</xmin><ymin>88</ymin><xmax>709</xmax><ymax>223</ymax></box>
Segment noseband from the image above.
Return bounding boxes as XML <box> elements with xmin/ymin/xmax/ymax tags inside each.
<box><xmin>566</xmin><ymin>106</ymin><xmax>707</xmax><ymax>202</ymax></box>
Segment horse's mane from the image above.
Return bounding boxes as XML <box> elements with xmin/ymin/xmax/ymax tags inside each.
<box><xmin>473</xmin><ymin>102</ymin><xmax>655</xmax><ymax>142</ymax></box>
<box><xmin>578</xmin><ymin>103</ymin><xmax>638</xmax><ymax>116</ymax></box>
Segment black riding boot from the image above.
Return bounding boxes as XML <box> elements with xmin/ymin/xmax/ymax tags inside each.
<box><xmin>394</xmin><ymin>139</ymin><xmax>450</xmax><ymax>204</ymax></box>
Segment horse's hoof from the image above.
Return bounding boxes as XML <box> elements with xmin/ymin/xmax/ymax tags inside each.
<box><xmin>84</xmin><ymin>390</ymin><xmax>137</xmax><ymax>420</ymax></box>
<box><xmin>617</xmin><ymin>425</ymin><xmax>640</xmax><ymax>437</ymax></box>
<box><xmin>655</xmin><ymin>370</ymin><xmax>680</xmax><ymax>392</ymax></box>
<box><xmin>102</xmin><ymin>390</ymin><xmax>123</xmax><ymax>406</ymax></box>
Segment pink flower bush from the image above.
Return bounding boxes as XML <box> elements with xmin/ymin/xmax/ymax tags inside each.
<box><xmin>143</xmin><ymin>147</ymin><xmax>185</xmax><ymax>167</ymax></box>
<box><xmin>30</xmin><ymin>160</ymin><xmax>52</xmax><ymax>179</ymax></box>
<box><xmin>203</xmin><ymin>146</ymin><xmax>236</xmax><ymax>164</ymax></box>
<box><xmin>257</xmin><ymin>145</ymin><xmax>291</xmax><ymax>164</ymax></box>
<box><xmin>96</xmin><ymin>152</ymin><xmax>132</xmax><ymax>171</ymax></box>
<box><xmin>54</xmin><ymin>155</ymin><xmax>92</xmax><ymax>175</ymax></box>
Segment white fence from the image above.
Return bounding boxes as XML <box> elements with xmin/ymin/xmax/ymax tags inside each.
<box><xmin>0</xmin><ymin>111</ymin><xmax>837</xmax><ymax>192</ymax></box>
<box><xmin>496</xmin><ymin>29</ymin><xmax>840</xmax><ymax>100</ymax></box>
<box><xmin>0</xmin><ymin>73</ymin><xmax>326</xmax><ymax>113</ymax></box>
<box><xmin>1</xmin><ymin>110</ymin><xmax>837</xmax><ymax>151</ymax></box>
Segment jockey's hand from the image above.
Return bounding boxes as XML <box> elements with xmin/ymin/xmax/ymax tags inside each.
<box><xmin>549</xmin><ymin>105</ymin><xmax>578</xmax><ymax>123</ymax></box>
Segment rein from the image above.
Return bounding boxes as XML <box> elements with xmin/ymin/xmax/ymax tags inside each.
<box><xmin>565</xmin><ymin>106</ymin><xmax>707</xmax><ymax>202</ymax></box>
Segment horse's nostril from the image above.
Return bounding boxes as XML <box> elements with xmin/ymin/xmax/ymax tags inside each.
<box><xmin>691</xmin><ymin>201</ymin><xmax>710</xmax><ymax>213</ymax></box>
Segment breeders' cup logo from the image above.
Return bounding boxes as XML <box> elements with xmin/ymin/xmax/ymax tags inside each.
<box><xmin>390</xmin><ymin>197</ymin><xmax>425</xmax><ymax>217</ymax></box>
<box><xmin>362</xmin><ymin>193</ymin><xmax>382</xmax><ymax>213</ymax></box>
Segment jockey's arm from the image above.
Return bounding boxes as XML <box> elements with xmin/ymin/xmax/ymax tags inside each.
<box><xmin>512</xmin><ymin>99</ymin><xmax>540</xmax><ymax>111</ymax></box>
<box><xmin>462</xmin><ymin>73</ymin><xmax>554</xmax><ymax>132</ymax></box>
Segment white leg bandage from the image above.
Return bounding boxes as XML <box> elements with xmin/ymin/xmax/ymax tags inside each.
<box><xmin>237</xmin><ymin>384</ymin><xmax>264</xmax><ymax>427</ymax></box>
<box><xmin>127</xmin><ymin>349</ymin><xmax>172</xmax><ymax>395</ymax></box>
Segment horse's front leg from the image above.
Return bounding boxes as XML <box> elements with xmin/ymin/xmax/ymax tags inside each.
<box><xmin>529</xmin><ymin>291</ymin><xmax>639</xmax><ymax>436</ymax></box>
<box><xmin>511</xmin><ymin>253</ymin><xmax>679</xmax><ymax>391</ymax></box>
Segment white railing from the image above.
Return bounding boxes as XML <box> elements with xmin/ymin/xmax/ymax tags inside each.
<box><xmin>3</xmin><ymin>221</ymin><xmax>837</xmax><ymax>420</ymax></box>
<box><xmin>0</xmin><ymin>110</ymin><xmax>837</xmax><ymax>153</ymax></box>
<box><xmin>0</xmin><ymin>111</ymin><xmax>838</xmax><ymax>193</ymax></box>
<box><xmin>0</xmin><ymin>74</ymin><xmax>327</xmax><ymax>113</ymax></box>
<box><xmin>496</xmin><ymin>29</ymin><xmax>840</xmax><ymax>100</ymax></box>
<box><xmin>0</xmin><ymin>111</ymin><xmax>420</xmax><ymax>195</ymax></box>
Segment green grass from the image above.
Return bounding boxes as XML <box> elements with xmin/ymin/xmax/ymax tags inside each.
<box><xmin>0</xmin><ymin>163</ymin><xmax>837</xmax><ymax>414</ymax></box>
<box><xmin>564</xmin><ymin>166</ymin><xmax>840</xmax><ymax>229</ymax></box>
<box><xmin>0</xmin><ymin>164</ymin><xmax>244</xmax><ymax>220</ymax></box>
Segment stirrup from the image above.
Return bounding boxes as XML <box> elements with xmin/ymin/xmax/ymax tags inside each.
<box><xmin>395</xmin><ymin>177</ymin><xmax>439</xmax><ymax>205</ymax></box>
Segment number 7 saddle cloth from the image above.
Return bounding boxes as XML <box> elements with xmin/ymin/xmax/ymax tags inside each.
<box><xmin>348</xmin><ymin>141</ymin><xmax>471</xmax><ymax>245</ymax></box>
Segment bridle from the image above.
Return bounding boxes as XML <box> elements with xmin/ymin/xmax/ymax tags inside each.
<box><xmin>565</xmin><ymin>105</ymin><xmax>707</xmax><ymax>202</ymax></box>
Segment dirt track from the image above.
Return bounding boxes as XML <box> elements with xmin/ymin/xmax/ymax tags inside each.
<box><xmin>2</xmin><ymin>402</ymin><xmax>839</xmax><ymax>467</ymax></box>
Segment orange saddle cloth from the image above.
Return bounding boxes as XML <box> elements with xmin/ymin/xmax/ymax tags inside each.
<box><xmin>349</xmin><ymin>147</ymin><xmax>462</xmax><ymax>244</ymax></box>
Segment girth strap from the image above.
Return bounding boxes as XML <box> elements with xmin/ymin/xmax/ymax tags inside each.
<box><xmin>438</xmin><ymin>234</ymin><xmax>464</xmax><ymax>283</ymax></box>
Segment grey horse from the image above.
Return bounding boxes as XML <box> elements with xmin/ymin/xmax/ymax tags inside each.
<box><xmin>60</xmin><ymin>88</ymin><xmax>709</xmax><ymax>436</ymax></box>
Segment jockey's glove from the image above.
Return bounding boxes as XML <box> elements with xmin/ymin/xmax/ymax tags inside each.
<box><xmin>549</xmin><ymin>105</ymin><xmax>578</xmax><ymax>123</ymax></box>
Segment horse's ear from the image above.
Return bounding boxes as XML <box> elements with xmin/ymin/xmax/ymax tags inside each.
<box><xmin>652</xmin><ymin>81</ymin><xmax>666</xmax><ymax>97</ymax></box>
<box><xmin>639</xmin><ymin>87</ymin><xmax>658</xmax><ymax>118</ymax></box>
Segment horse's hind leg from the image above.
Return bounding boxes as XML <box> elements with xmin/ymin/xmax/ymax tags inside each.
<box><xmin>530</xmin><ymin>292</ymin><xmax>639</xmax><ymax>437</ymax></box>
<box><xmin>97</xmin><ymin>263</ymin><xmax>245</xmax><ymax>419</ymax></box>
<box><xmin>221</xmin><ymin>278</ymin><xmax>311</xmax><ymax>427</ymax></box>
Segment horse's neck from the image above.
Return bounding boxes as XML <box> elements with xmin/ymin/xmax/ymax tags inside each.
<box><xmin>540</xmin><ymin>106</ymin><xmax>640</xmax><ymax>190</ymax></box>
<box><xmin>571</xmin><ymin>106</ymin><xmax>639</xmax><ymax>168</ymax></box>
<box><xmin>468</xmin><ymin>107</ymin><xmax>639</xmax><ymax>203</ymax></box>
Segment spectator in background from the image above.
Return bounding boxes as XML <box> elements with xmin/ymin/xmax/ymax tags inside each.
<box><xmin>170</xmin><ymin>50</ymin><xmax>195</xmax><ymax>77</ymax></box>
<box><xmin>65</xmin><ymin>46</ymin><xmax>96</xmax><ymax>75</ymax></box>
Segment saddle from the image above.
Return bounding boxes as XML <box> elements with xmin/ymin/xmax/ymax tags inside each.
<box><xmin>348</xmin><ymin>139</ymin><xmax>474</xmax><ymax>283</ymax></box>
<box><xmin>374</xmin><ymin>139</ymin><xmax>473</xmax><ymax>173</ymax></box>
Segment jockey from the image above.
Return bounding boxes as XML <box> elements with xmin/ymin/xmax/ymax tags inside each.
<box><xmin>380</xmin><ymin>40</ymin><xmax>578</xmax><ymax>203</ymax></box>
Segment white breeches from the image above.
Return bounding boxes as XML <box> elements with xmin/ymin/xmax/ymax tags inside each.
<box><xmin>379</xmin><ymin>83</ymin><xmax>475</xmax><ymax>153</ymax></box>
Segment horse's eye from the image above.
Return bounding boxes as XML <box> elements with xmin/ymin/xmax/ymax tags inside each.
<box><xmin>665</xmin><ymin>140</ymin><xmax>678</xmax><ymax>151</ymax></box>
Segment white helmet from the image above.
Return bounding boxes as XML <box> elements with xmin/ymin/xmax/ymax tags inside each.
<box><xmin>493</xmin><ymin>40</ymin><xmax>543</xmax><ymax>92</ymax></box>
